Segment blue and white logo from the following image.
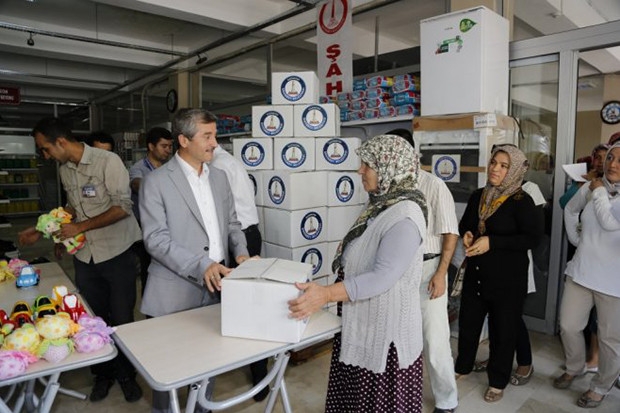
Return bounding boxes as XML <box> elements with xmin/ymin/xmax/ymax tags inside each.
<box><xmin>335</xmin><ymin>176</ymin><xmax>354</xmax><ymax>203</ymax></box>
<box><xmin>281</xmin><ymin>143</ymin><xmax>306</xmax><ymax>168</ymax></box>
<box><xmin>302</xmin><ymin>248</ymin><xmax>323</xmax><ymax>275</ymax></box>
<box><xmin>300</xmin><ymin>211</ymin><xmax>322</xmax><ymax>240</ymax></box>
<box><xmin>241</xmin><ymin>142</ymin><xmax>265</xmax><ymax>168</ymax></box>
<box><xmin>281</xmin><ymin>75</ymin><xmax>306</xmax><ymax>102</ymax></box>
<box><xmin>302</xmin><ymin>105</ymin><xmax>328</xmax><ymax>131</ymax></box>
<box><xmin>259</xmin><ymin>110</ymin><xmax>285</xmax><ymax>136</ymax></box>
<box><xmin>433</xmin><ymin>155</ymin><xmax>458</xmax><ymax>181</ymax></box>
<box><xmin>268</xmin><ymin>176</ymin><xmax>286</xmax><ymax>205</ymax></box>
<box><xmin>323</xmin><ymin>138</ymin><xmax>349</xmax><ymax>164</ymax></box>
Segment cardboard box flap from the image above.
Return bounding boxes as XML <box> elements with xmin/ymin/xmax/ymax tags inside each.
<box><xmin>226</xmin><ymin>257</ymin><xmax>311</xmax><ymax>284</ymax></box>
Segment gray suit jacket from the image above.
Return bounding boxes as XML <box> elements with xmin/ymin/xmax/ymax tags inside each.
<box><xmin>139</xmin><ymin>155</ymin><xmax>248</xmax><ymax>317</ymax></box>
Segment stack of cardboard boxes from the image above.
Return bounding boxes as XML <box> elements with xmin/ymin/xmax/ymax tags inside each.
<box><xmin>233</xmin><ymin>71</ymin><xmax>367</xmax><ymax>306</ymax></box>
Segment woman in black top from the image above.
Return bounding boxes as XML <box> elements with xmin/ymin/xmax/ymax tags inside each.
<box><xmin>454</xmin><ymin>145</ymin><xmax>544</xmax><ymax>403</ymax></box>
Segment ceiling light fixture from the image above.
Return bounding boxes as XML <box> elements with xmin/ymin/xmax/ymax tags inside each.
<box><xmin>196</xmin><ymin>53</ymin><xmax>208</xmax><ymax>65</ymax></box>
<box><xmin>27</xmin><ymin>32</ymin><xmax>34</xmax><ymax>46</ymax></box>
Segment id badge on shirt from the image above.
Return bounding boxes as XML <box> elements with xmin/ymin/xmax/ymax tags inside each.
<box><xmin>82</xmin><ymin>184</ymin><xmax>96</xmax><ymax>198</ymax></box>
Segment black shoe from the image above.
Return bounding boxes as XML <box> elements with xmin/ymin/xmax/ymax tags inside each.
<box><xmin>118</xmin><ymin>377</ymin><xmax>143</xmax><ymax>403</ymax></box>
<box><xmin>433</xmin><ymin>408</ymin><xmax>456</xmax><ymax>413</ymax></box>
<box><xmin>89</xmin><ymin>377</ymin><xmax>114</xmax><ymax>402</ymax></box>
<box><xmin>254</xmin><ymin>385</ymin><xmax>270</xmax><ymax>402</ymax></box>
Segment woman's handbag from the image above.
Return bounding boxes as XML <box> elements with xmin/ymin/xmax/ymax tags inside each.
<box><xmin>450</xmin><ymin>259</ymin><xmax>467</xmax><ymax>297</ymax></box>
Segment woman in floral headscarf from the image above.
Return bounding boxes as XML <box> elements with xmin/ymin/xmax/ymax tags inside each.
<box><xmin>289</xmin><ymin>134</ymin><xmax>428</xmax><ymax>412</ymax></box>
<box><xmin>553</xmin><ymin>142</ymin><xmax>620</xmax><ymax>408</ymax></box>
<box><xmin>454</xmin><ymin>145</ymin><xmax>544</xmax><ymax>403</ymax></box>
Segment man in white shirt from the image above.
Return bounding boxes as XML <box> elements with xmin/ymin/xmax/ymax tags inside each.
<box><xmin>209</xmin><ymin>144</ymin><xmax>269</xmax><ymax>401</ymax></box>
<box><xmin>388</xmin><ymin>129</ymin><xmax>459</xmax><ymax>413</ymax></box>
<box><xmin>139</xmin><ymin>108</ymin><xmax>249</xmax><ymax>413</ymax></box>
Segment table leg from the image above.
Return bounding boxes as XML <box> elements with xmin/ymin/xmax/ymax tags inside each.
<box><xmin>37</xmin><ymin>377</ymin><xmax>87</xmax><ymax>400</ymax></box>
<box><xmin>169</xmin><ymin>389</ymin><xmax>182</xmax><ymax>413</ymax></box>
<box><xmin>185</xmin><ymin>382</ymin><xmax>201</xmax><ymax>413</ymax></box>
<box><xmin>279</xmin><ymin>380</ymin><xmax>292</xmax><ymax>413</ymax></box>
<box><xmin>264</xmin><ymin>352</ymin><xmax>291</xmax><ymax>413</ymax></box>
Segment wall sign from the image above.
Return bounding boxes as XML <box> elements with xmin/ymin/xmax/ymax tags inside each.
<box><xmin>0</xmin><ymin>87</ymin><xmax>20</xmax><ymax>105</ymax></box>
<box><xmin>317</xmin><ymin>0</ymin><xmax>353</xmax><ymax>98</ymax></box>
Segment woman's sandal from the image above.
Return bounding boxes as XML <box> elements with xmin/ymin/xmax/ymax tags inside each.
<box><xmin>577</xmin><ymin>390</ymin><xmax>605</xmax><ymax>408</ymax></box>
<box><xmin>510</xmin><ymin>365</ymin><xmax>534</xmax><ymax>386</ymax></box>
<box><xmin>483</xmin><ymin>387</ymin><xmax>504</xmax><ymax>403</ymax></box>
<box><xmin>473</xmin><ymin>359</ymin><xmax>489</xmax><ymax>372</ymax></box>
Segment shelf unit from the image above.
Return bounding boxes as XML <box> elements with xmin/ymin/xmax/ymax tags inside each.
<box><xmin>0</xmin><ymin>156</ymin><xmax>42</xmax><ymax>216</ymax></box>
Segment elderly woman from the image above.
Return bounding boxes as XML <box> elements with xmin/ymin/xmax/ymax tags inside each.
<box><xmin>454</xmin><ymin>145</ymin><xmax>544</xmax><ymax>403</ymax></box>
<box><xmin>288</xmin><ymin>134</ymin><xmax>427</xmax><ymax>412</ymax></box>
<box><xmin>553</xmin><ymin>142</ymin><xmax>620</xmax><ymax>408</ymax></box>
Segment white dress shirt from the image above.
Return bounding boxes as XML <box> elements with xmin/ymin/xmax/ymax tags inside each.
<box><xmin>416</xmin><ymin>170</ymin><xmax>459</xmax><ymax>254</ymax></box>
<box><xmin>210</xmin><ymin>145</ymin><xmax>259</xmax><ymax>229</ymax></box>
<box><xmin>176</xmin><ymin>153</ymin><xmax>224</xmax><ymax>262</ymax></box>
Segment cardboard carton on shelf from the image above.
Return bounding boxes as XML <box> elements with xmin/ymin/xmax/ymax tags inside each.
<box><xmin>221</xmin><ymin>257</ymin><xmax>312</xmax><ymax>343</ymax></box>
<box><xmin>412</xmin><ymin>112</ymin><xmax>518</xmax><ymax>132</ymax></box>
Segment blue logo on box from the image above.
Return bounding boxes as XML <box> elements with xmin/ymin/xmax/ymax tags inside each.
<box><xmin>260</xmin><ymin>111</ymin><xmax>285</xmax><ymax>136</ymax></box>
<box><xmin>281</xmin><ymin>75</ymin><xmax>306</xmax><ymax>102</ymax></box>
<box><xmin>268</xmin><ymin>176</ymin><xmax>286</xmax><ymax>205</ymax></box>
<box><xmin>300</xmin><ymin>211</ymin><xmax>322</xmax><ymax>240</ymax></box>
<box><xmin>323</xmin><ymin>138</ymin><xmax>348</xmax><ymax>164</ymax></box>
<box><xmin>302</xmin><ymin>247</ymin><xmax>323</xmax><ymax>275</ymax></box>
<box><xmin>281</xmin><ymin>143</ymin><xmax>306</xmax><ymax>168</ymax></box>
<box><xmin>241</xmin><ymin>142</ymin><xmax>265</xmax><ymax>167</ymax></box>
<box><xmin>335</xmin><ymin>176</ymin><xmax>354</xmax><ymax>203</ymax></box>
<box><xmin>433</xmin><ymin>155</ymin><xmax>458</xmax><ymax>181</ymax></box>
<box><xmin>302</xmin><ymin>105</ymin><xmax>327</xmax><ymax>131</ymax></box>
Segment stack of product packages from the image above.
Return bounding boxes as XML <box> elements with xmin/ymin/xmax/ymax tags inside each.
<box><xmin>232</xmin><ymin>71</ymin><xmax>367</xmax><ymax>316</ymax></box>
<box><xmin>335</xmin><ymin>74</ymin><xmax>421</xmax><ymax>122</ymax></box>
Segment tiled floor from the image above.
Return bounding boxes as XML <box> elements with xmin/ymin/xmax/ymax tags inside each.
<box><xmin>3</xmin><ymin>217</ymin><xmax>620</xmax><ymax>412</ymax></box>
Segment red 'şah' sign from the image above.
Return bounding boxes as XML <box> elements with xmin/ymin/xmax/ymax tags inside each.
<box><xmin>317</xmin><ymin>0</ymin><xmax>352</xmax><ymax>98</ymax></box>
<box><xmin>0</xmin><ymin>87</ymin><xmax>21</xmax><ymax>105</ymax></box>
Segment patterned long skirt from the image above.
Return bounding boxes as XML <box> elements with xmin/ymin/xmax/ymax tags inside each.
<box><xmin>324</xmin><ymin>333</ymin><xmax>423</xmax><ymax>413</ymax></box>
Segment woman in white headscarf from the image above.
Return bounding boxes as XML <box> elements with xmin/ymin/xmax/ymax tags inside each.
<box><xmin>553</xmin><ymin>142</ymin><xmax>620</xmax><ymax>408</ymax></box>
<box><xmin>288</xmin><ymin>134</ymin><xmax>428</xmax><ymax>413</ymax></box>
<box><xmin>454</xmin><ymin>145</ymin><xmax>544</xmax><ymax>403</ymax></box>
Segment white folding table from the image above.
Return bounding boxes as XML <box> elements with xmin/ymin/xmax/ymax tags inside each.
<box><xmin>113</xmin><ymin>304</ymin><xmax>341</xmax><ymax>413</ymax></box>
<box><xmin>0</xmin><ymin>262</ymin><xmax>116</xmax><ymax>413</ymax></box>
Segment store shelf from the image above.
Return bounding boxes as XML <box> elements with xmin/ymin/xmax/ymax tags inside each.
<box><xmin>218</xmin><ymin>131</ymin><xmax>251</xmax><ymax>139</ymax></box>
<box><xmin>7</xmin><ymin>197</ymin><xmax>39</xmax><ymax>202</ymax></box>
<box><xmin>0</xmin><ymin>199</ymin><xmax>9</xmax><ymax>204</ymax></box>
<box><xmin>342</xmin><ymin>114</ymin><xmax>414</xmax><ymax>127</ymax></box>
<box><xmin>0</xmin><ymin>183</ymin><xmax>39</xmax><ymax>186</ymax></box>
<box><xmin>1</xmin><ymin>211</ymin><xmax>45</xmax><ymax>217</ymax></box>
<box><xmin>1</xmin><ymin>168</ymin><xmax>38</xmax><ymax>172</ymax></box>
<box><xmin>0</xmin><ymin>171</ymin><xmax>7</xmax><ymax>176</ymax></box>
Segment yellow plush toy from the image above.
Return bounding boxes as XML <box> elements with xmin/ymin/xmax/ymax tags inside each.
<box><xmin>0</xmin><ymin>261</ymin><xmax>15</xmax><ymax>282</ymax></box>
<box><xmin>1</xmin><ymin>324</ymin><xmax>41</xmax><ymax>356</ymax></box>
<box><xmin>35</xmin><ymin>313</ymin><xmax>79</xmax><ymax>363</ymax></box>
<box><xmin>35</xmin><ymin>207</ymin><xmax>86</xmax><ymax>255</ymax></box>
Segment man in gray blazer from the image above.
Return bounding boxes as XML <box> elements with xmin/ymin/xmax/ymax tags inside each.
<box><xmin>139</xmin><ymin>108</ymin><xmax>249</xmax><ymax>412</ymax></box>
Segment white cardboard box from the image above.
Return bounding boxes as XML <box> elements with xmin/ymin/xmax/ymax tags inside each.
<box><xmin>233</xmin><ymin>138</ymin><xmax>273</xmax><ymax>170</ymax></box>
<box><xmin>315</xmin><ymin>137</ymin><xmax>361</xmax><ymax>171</ymax></box>
<box><xmin>263</xmin><ymin>170</ymin><xmax>327</xmax><ymax>210</ymax></box>
<box><xmin>327</xmin><ymin>205</ymin><xmax>364</xmax><ymax>242</ymax></box>
<box><xmin>263</xmin><ymin>242</ymin><xmax>329</xmax><ymax>278</ymax></box>
<box><xmin>247</xmin><ymin>170</ymin><xmax>265</xmax><ymax>206</ymax></box>
<box><xmin>263</xmin><ymin>206</ymin><xmax>327</xmax><ymax>248</ymax></box>
<box><xmin>327</xmin><ymin>241</ymin><xmax>340</xmax><ymax>265</ymax></box>
<box><xmin>327</xmin><ymin>171</ymin><xmax>367</xmax><ymax>206</ymax></box>
<box><xmin>294</xmin><ymin>104</ymin><xmax>340</xmax><ymax>137</ymax></box>
<box><xmin>252</xmin><ymin>105</ymin><xmax>294</xmax><ymax>138</ymax></box>
<box><xmin>272</xmin><ymin>71</ymin><xmax>320</xmax><ymax>105</ymax></box>
<box><xmin>420</xmin><ymin>6</ymin><xmax>509</xmax><ymax>116</ymax></box>
<box><xmin>273</xmin><ymin>138</ymin><xmax>316</xmax><ymax>171</ymax></box>
<box><xmin>221</xmin><ymin>257</ymin><xmax>311</xmax><ymax>343</ymax></box>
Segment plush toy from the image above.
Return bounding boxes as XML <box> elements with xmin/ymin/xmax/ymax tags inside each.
<box><xmin>1</xmin><ymin>324</ymin><xmax>41</xmax><ymax>356</ymax></box>
<box><xmin>0</xmin><ymin>260</ymin><xmax>15</xmax><ymax>282</ymax></box>
<box><xmin>73</xmin><ymin>314</ymin><xmax>115</xmax><ymax>353</ymax></box>
<box><xmin>35</xmin><ymin>207</ymin><xmax>86</xmax><ymax>255</ymax></box>
<box><xmin>35</xmin><ymin>313</ymin><xmax>79</xmax><ymax>363</ymax></box>
<box><xmin>7</xmin><ymin>258</ymin><xmax>30</xmax><ymax>278</ymax></box>
<box><xmin>0</xmin><ymin>350</ymin><xmax>38</xmax><ymax>380</ymax></box>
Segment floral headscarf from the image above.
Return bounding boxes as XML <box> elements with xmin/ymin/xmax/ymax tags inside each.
<box><xmin>478</xmin><ymin>145</ymin><xmax>529</xmax><ymax>235</ymax></box>
<box><xmin>331</xmin><ymin>134</ymin><xmax>427</xmax><ymax>273</ymax></box>
<box><xmin>603</xmin><ymin>142</ymin><xmax>620</xmax><ymax>197</ymax></box>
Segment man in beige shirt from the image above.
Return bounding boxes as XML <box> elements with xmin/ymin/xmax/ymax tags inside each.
<box><xmin>19</xmin><ymin>117</ymin><xmax>143</xmax><ymax>404</ymax></box>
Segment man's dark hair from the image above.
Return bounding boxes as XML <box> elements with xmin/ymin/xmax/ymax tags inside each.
<box><xmin>32</xmin><ymin>117</ymin><xmax>75</xmax><ymax>143</ymax></box>
<box><xmin>86</xmin><ymin>131</ymin><xmax>116</xmax><ymax>151</ymax></box>
<box><xmin>146</xmin><ymin>127</ymin><xmax>173</xmax><ymax>147</ymax></box>
<box><xmin>386</xmin><ymin>128</ymin><xmax>414</xmax><ymax>148</ymax></box>
<box><xmin>172</xmin><ymin>108</ymin><xmax>218</xmax><ymax>141</ymax></box>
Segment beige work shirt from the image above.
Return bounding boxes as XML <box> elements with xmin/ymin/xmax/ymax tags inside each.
<box><xmin>60</xmin><ymin>144</ymin><xmax>141</xmax><ymax>264</ymax></box>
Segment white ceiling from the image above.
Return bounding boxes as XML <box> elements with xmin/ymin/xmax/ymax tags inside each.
<box><xmin>0</xmin><ymin>0</ymin><xmax>619</xmax><ymax>128</ymax></box>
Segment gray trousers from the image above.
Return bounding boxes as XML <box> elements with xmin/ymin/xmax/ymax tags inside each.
<box><xmin>559</xmin><ymin>277</ymin><xmax>620</xmax><ymax>394</ymax></box>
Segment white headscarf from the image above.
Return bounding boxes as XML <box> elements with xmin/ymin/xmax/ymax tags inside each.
<box><xmin>603</xmin><ymin>142</ymin><xmax>620</xmax><ymax>197</ymax></box>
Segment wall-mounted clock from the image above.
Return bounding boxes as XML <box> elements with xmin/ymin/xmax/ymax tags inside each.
<box><xmin>166</xmin><ymin>89</ymin><xmax>178</xmax><ymax>113</ymax></box>
<box><xmin>601</xmin><ymin>100</ymin><xmax>620</xmax><ymax>125</ymax></box>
